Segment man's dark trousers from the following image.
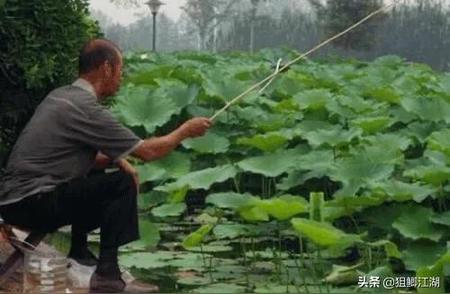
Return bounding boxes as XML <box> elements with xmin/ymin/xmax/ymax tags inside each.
<box><xmin>0</xmin><ymin>170</ymin><xmax>139</xmax><ymax>248</ymax></box>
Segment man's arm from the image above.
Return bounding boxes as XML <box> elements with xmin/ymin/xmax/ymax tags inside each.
<box><xmin>132</xmin><ymin>117</ymin><xmax>211</xmax><ymax>162</ymax></box>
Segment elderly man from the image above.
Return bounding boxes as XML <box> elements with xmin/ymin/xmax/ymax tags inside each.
<box><xmin>0</xmin><ymin>39</ymin><xmax>211</xmax><ymax>292</ymax></box>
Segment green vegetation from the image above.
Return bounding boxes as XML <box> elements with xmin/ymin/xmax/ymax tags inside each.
<box><xmin>101</xmin><ymin>49</ymin><xmax>450</xmax><ymax>292</ymax></box>
<box><xmin>0</xmin><ymin>0</ymin><xmax>99</xmax><ymax>167</ymax></box>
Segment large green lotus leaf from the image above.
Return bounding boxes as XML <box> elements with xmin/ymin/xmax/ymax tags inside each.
<box><xmin>405</xmin><ymin>121</ymin><xmax>441</xmax><ymax>144</ymax></box>
<box><xmin>257</xmin><ymin>195</ymin><xmax>309</xmax><ymax>220</ymax></box>
<box><xmin>389</xmin><ymin>105</ymin><xmax>417</xmax><ymax>124</ymax></box>
<box><xmin>295</xmin><ymin>120</ymin><xmax>335</xmax><ymax>133</ymax></box>
<box><xmin>135</xmin><ymin>164</ymin><xmax>166</xmax><ymax>184</ymax></box>
<box><xmin>125</xmin><ymin>218</ymin><xmax>160</xmax><ymax>249</ymax></box>
<box><xmin>416</xmin><ymin>252</ymin><xmax>450</xmax><ymax>294</ymax></box>
<box><xmin>125</xmin><ymin>65</ymin><xmax>177</xmax><ymax>86</ymax></box>
<box><xmin>430</xmin><ymin>211</ymin><xmax>450</xmax><ymax>227</ymax></box>
<box><xmin>425</xmin><ymin>150</ymin><xmax>450</xmax><ymax>167</ymax></box>
<box><xmin>120</xmin><ymin>252</ymin><xmax>171</xmax><ymax>269</ymax></box>
<box><xmin>271</xmin><ymin>70</ymin><xmax>309</xmax><ymax>97</ymax></box>
<box><xmin>330</xmin><ymin>146</ymin><xmax>401</xmax><ymax>193</ymax></box>
<box><xmin>236</xmin><ymin>132</ymin><xmax>289</xmax><ymax>152</ymax></box>
<box><xmin>238</xmin><ymin>206</ymin><xmax>269</xmax><ymax>222</ymax></box>
<box><xmin>137</xmin><ymin>151</ymin><xmax>191</xmax><ymax>183</ymax></box>
<box><xmin>206</xmin><ymin>192</ymin><xmax>260</xmax><ymax>209</ymax></box>
<box><xmin>202</xmin><ymin>71</ymin><xmax>252</xmax><ymax>102</ymax></box>
<box><xmin>154</xmin><ymin>79</ymin><xmax>199</xmax><ymax>111</ymax></box>
<box><xmin>138</xmin><ymin>190</ymin><xmax>167</xmax><ymax>210</ymax></box>
<box><xmin>402</xmin><ymin>241</ymin><xmax>446</xmax><ymax>271</ymax></box>
<box><xmin>350</xmin><ymin>116</ymin><xmax>392</xmax><ymax>134</ymax></box>
<box><xmin>213</xmin><ymin>223</ymin><xmax>257</xmax><ymax>239</ymax></box>
<box><xmin>403</xmin><ymin>165</ymin><xmax>450</xmax><ymax>186</ymax></box>
<box><xmin>367</xmin><ymin>86</ymin><xmax>401</xmax><ymax>103</ymax></box>
<box><xmin>237</xmin><ymin>148</ymin><xmax>301</xmax><ymax>177</ymax></box>
<box><xmin>154</xmin><ymin>151</ymin><xmax>191</xmax><ymax>178</ymax></box>
<box><xmin>158</xmin><ymin>164</ymin><xmax>238</xmax><ymax>192</ymax></box>
<box><xmin>328</xmin><ymin>195</ymin><xmax>386</xmax><ymax>212</ymax></box>
<box><xmin>303</xmin><ymin>127</ymin><xmax>361</xmax><ymax>148</ymax></box>
<box><xmin>277</xmin><ymin>150</ymin><xmax>336</xmax><ymax>190</ymax></box>
<box><xmin>293</xmin><ymin>89</ymin><xmax>333</xmax><ymax>110</ymax></box>
<box><xmin>113</xmin><ymin>87</ymin><xmax>177</xmax><ymax>133</ymax></box>
<box><xmin>364</xmin><ymin>133</ymin><xmax>412</xmax><ymax>152</ymax></box>
<box><xmin>182</xmin><ymin>224</ymin><xmax>213</xmax><ymax>248</ymax></box>
<box><xmin>370</xmin><ymin>180</ymin><xmax>434</xmax><ymax>203</ymax></box>
<box><xmin>401</xmin><ymin>96</ymin><xmax>450</xmax><ymax>123</ymax></box>
<box><xmin>392</xmin><ymin>205</ymin><xmax>443</xmax><ymax>242</ymax></box>
<box><xmin>290</xmin><ymin>218</ymin><xmax>361</xmax><ymax>248</ymax></box>
<box><xmin>151</xmin><ymin>203</ymin><xmax>187</xmax><ymax>217</ymax></box>
<box><xmin>336</xmin><ymin>94</ymin><xmax>375</xmax><ymax>113</ymax></box>
<box><xmin>182</xmin><ymin>132</ymin><xmax>230</xmax><ymax>154</ymax></box>
<box><xmin>194</xmin><ymin>283</ymin><xmax>247</xmax><ymax>293</ymax></box>
<box><xmin>427</xmin><ymin>129</ymin><xmax>450</xmax><ymax>156</ymax></box>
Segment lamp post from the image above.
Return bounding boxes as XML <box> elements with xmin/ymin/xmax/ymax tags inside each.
<box><xmin>146</xmin><ymin>0</ymin><xmax>164</xmax><ymax>52</ymax></box>
<box><xmin>249</xmin><ymin>0</ymin><xmax>259</xmax><ymax>53</ymax></box>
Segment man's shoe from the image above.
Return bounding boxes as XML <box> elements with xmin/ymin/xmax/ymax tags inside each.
<box><xmin>90</xmin><ymin>271</ymin><xmax>159</xmax><ymax>293</ymax></box>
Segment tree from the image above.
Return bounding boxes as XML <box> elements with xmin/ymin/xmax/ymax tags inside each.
<box><xmin>308</xmin><ymin>0</ymin><xmax>384</xmax><ymax>51</ymax></box>
<box><xmin>0</xmin><ymin>0</ymin><xmax>100</xmax><ymax>167</ymax></box>
<box><xmin>181</xmin><ymin>0</ymin><xmax>236</xmax><ymax>50</ymax></box>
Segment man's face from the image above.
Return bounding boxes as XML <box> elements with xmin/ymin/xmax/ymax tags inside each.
<box><xmin>102</xmin><ymin>54</ymin><xmax>123</xmax><ymax>98</ymax></box>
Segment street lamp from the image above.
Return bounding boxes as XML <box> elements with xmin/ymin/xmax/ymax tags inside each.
<box><xmin>249</xmin><ymin>0</ymin><xmax>260</xmax><ymax>53</ymax></box>
<box><xmin>146</xmin><ymin>0</ymin><xmax>164</xmax><ymax>52</ymax></box>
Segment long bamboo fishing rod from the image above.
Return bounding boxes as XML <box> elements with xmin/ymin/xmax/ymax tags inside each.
<box><xmin>210</xmin><ymin>0</ymin><xmax>400</xmax><ymax>121</ymax></box>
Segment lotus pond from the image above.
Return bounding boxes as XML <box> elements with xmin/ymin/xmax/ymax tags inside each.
<box><xmin>51</xmin><ymin>49</ymin><xmax>450</xmax><ymax>292</ymax></box>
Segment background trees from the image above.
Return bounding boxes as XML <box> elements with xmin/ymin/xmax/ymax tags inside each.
<box><xmin>0</xmin><ymin>0</ymin><xmax>99</xmax><ymax>167</ymax></box>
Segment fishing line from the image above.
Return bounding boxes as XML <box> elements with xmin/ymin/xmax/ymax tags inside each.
<box><xmin>210</xmin><ymin>0</ymin><xmax>400</xmax><ymax>121</ymax></box>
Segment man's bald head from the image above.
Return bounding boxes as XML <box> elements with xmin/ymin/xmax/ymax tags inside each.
<box><xmin>78</xmin><ymin>39</ymin><xmax>121</xmax><ymax>75</ymax></box>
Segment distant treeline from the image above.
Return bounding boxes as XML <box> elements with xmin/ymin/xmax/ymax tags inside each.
<box><xmin>94</xmin><ymin>0</ymin><xmax>450</xmax><ymax>71</ymax></box>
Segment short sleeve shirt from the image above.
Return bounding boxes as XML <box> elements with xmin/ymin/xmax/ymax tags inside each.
<box><xmin>0</xmin><ymin>79</ymin><xmax>142</xmax><ymax>205</ymax></box>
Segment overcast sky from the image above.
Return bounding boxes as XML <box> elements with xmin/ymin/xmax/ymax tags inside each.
<box><xmin>90</xmin><ymin>0</ymin><xmax>187</xmax><ymax>25</ymax></box>
<box><xmin>89</xmin><ymin>0</ymin><xmax>450</xmax><ymax>26</ymax></box>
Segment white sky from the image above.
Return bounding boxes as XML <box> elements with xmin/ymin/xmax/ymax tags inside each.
<box><xmin>90</xmin><ymin>0</ymin><xmax>187</xmax><ymax>25</ymax></box>
<box><xmin>89</xmin><ymin>0</ymin><xmax>450</xmax><ymax>26</ymax></box>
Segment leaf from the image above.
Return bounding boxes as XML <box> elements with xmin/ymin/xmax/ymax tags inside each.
<box><xmin>113</xmin><ymin>86</ymin><xmax>177</xmax><ymax>133</ymax></box>
<box><xmin>167</xmin><ymin>185</ymin><xmax>189</xmax><ymax>203</ymax></box>
<box><xmin>182</xmin><ymin>132</ymin><xmax>230</xmax><ymax>154</ymax></box>
<box><xmin>303</xmin><ymin>127</ymin><xmax>361</xmax><ymax>148</ymax></box>
<box><xmin>416</xmin><ymin>252</ymin><xmax>450</xmax><ymax>294</ymax></box>
<box><xmin>324</xmin><ymin>264</ymin><xmax>364</xmax><ymax>285</ymax></box>
<box><xmin>392</xmin><ymin>205</ymin><xmax>443</xmax><ymax>242</ymax></box>
<box><xmin>120</xmin><ymin>252</ymin><xmax>170</xmax><ymax>269</ymax></box>
<box><xmin>138</xmin><ymin>190</ymin><xmax>167</xmax><ymax>210</ymax></box>
<box><xmin>402</xmin><ymin>241</ymin><xmax>446</xmax><ymax>271</ymax></box>
<box><xmin>151</xmin><ymin>203</ymin><xmax>187</xmax><ymax>217</ymax></box>
<box><xmin>125</xmin><ymin>218</ymin><xmax>160</xmax><ymax>249</ymax></box>
<box><xmin>350</xmin><ymin>116</ymin><xmax>392</xmax><ymax>134</ymax></box>
<box><xmin>293</xmin><ymin>89</ymin><xmax>333</xmax><ymax>110</ymax></box>
<box><xmin>158</xmin><ymin>164</ymin><xmax>238</xmax><ymax>192</ymax></box>
<box><xmin>427</xmin><ymin>129</ymin><xmax>450</xmax><ymax>157</ymax></box>
<box><xmin>154</xmin><ymin>79</ymin><xmax>199</xmax><ymax>111</ymax></box>
<box><xmin>206</xmin><ymin>192</ymin><xmax>260</xmax><ymax>210</ymax></box>
<box><xmin>430</xmin><ymin>211</ymin><xmax>450</xmax><ymax>227</ymax></box>
<box><xmin>213</xmin><ymin>224</ymin><xmax>256</xmax><ymax>239</ymax></box>
<box><xmin>290</xmin><ymin>218</ymin><xmax>361</xmax><ymax>248</ymax></box>
<box><xmin>238</xmin><ymin>206</ymin><xmax>269</xmax><ymax>222</ymax></box>
<box><xmin>403</xmin><ymin>165</ymin><xmax>450</xmax><ymax>186</ymax></box>
<box><xmin>370</xmin><ymin>180</ymin><xmax>434</xmax><ymax>203</ymax></box>
<box><xmin>135</xmin><ymin>164</ymin><xmax>166</xmax><ymax>184</ymax></box>
<box><xmin>402</xmin><ymin>96</ymin><xmax>450</xmax><ymax>124</ymax></box>
<box><xmin>258</xmin><ymin>195</ymin><xmax>308</xmax><ymax>221</ymax></box>
<box><xmin>367</xmin><ymin>240</ymin><xmax>402</xmax><ymax>259</ymax></box>
<box><xmin>237</xmin><ymin>148</ymin><xmax>301</xmax><ymax>177</ymax></box>
<box><xmin>236</xmin><ymin>132</ymin><xmax>289</xmax><ymax>152</ymax></box>
<box><xmin>182</xmin><ymin>224</ymin><xmax>213</xmax><ymax>249</ymax></box>
<box><xmin>194</xmin><ymin>283</ymin><xmax>247</xmax><ymax>293</ymax></box>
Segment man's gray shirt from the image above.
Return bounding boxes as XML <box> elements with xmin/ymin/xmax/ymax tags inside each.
<box><xmin>0</xmin><ymin>79</ymin><xmax>142</xmax><ymax>205</ymax></box>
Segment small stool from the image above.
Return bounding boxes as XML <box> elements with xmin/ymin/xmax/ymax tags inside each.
<box><xmin>0</xmin><ymin>217</ymin><xmax>46</xmax><ymax>287</ymax></box>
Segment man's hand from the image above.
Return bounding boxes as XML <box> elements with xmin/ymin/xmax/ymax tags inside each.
<box><xmin>178</xmin><ymin>117</ymin><xmax>212</xmax><ymax>139</ymax></box>
<box><xmin>117</xmin><ymin>159</ymin><xmax>139</xmax><ymax>193</ymax></box>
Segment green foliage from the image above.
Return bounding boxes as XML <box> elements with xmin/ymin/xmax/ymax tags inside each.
<box><xmin>114</xmin><ymin>51</ymin><xmax>450</xmax><ymax>292</ymax></box>
<box><xmin>0</xmin><ymin>0</ymin><xmax>100</xmax><ymax>166</ymax></box>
